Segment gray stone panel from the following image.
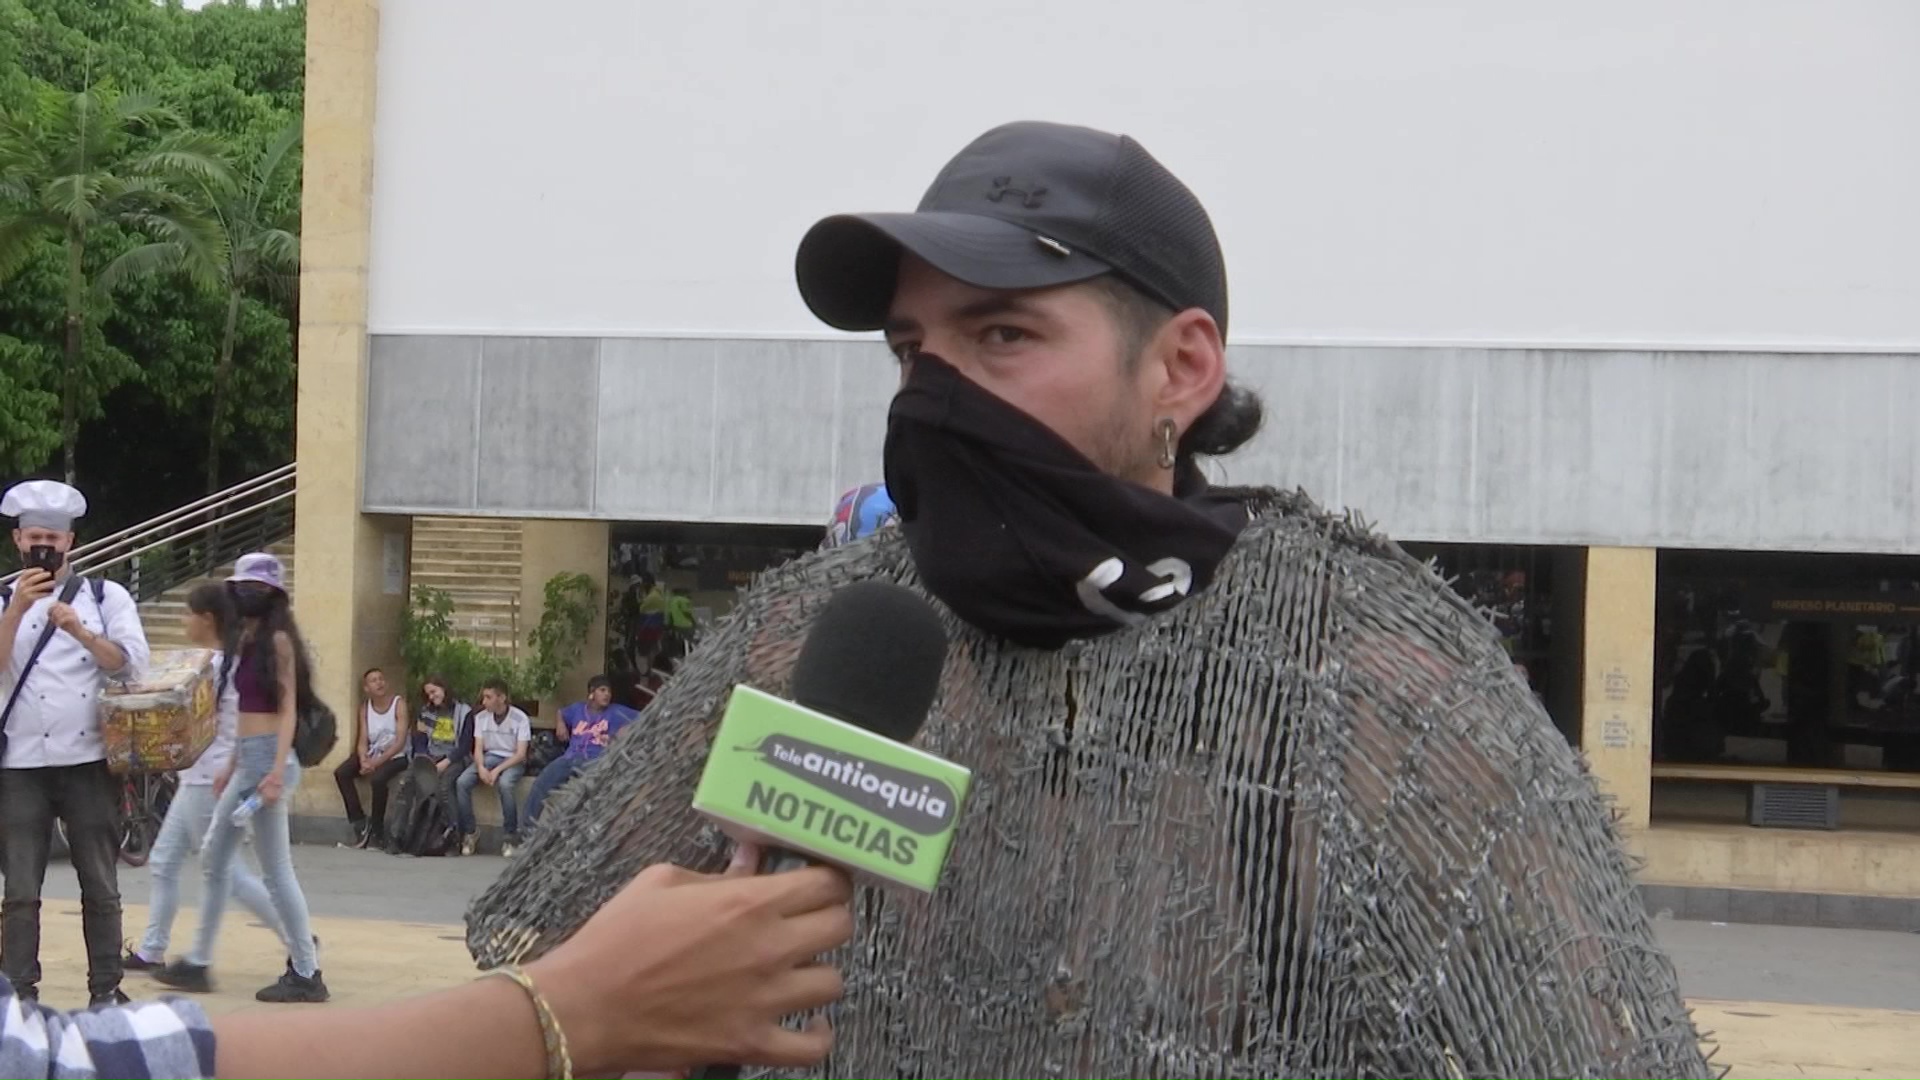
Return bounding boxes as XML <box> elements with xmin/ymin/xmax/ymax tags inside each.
<box><xmin>596</xmin><ymin>337</ymin><xmax>722</xmax><ymax>519</ymax></box>
<box><xmin>708</xmin><ymin>340</ymin><xmax>842</xmax><ymax>521</ymax></box>
<box><xmin>831</xmin><ymin>343</ymin><xmax>895</xmax><ymax>495</ymax></box>
<box><xmin>363</xmin><ymin>335</ymin><xmax>482</xmax><ymax>509</ymax></box>
<box><xmin>362</xmin><ymin>333</ymin><xmax>1920</xmax><ymax>550</ymax></box>
<box><xmin>1230</xmin><ymin>344</ymin><xmax>1920</xmax><ymax>552</ymax></box>
<box><xmin>474</xmin><ymin>337</ymin><xmax>600</xmax><ymax>512</ymax></box>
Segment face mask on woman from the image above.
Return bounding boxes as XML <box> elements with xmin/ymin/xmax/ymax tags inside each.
<box><xmin>230</xmin><ymin>583</ymin><xmax>277</xmax><ymax>618</ymax></box>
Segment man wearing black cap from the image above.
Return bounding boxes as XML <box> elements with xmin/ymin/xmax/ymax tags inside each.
<box><xmin>476</xmin><ymin>122</ymin><xmax>1710</xmax><ymax>1078</ymax></box>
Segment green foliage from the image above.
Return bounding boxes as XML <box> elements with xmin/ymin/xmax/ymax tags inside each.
<box><xmin>197</xmin><ymin>120</ymin><xmax>298</xmax><ymax>487</ymax></box>
<box><xmin>519</xmin><ymin>572</ymin><xmax>601</xmax><ymax>702</ymax></box>
<box><xmin>0</xmin><ymin>0</ymin><xmax>302</xmax><ymax>534</ymax></box>
<box><xmin>0</xmin><ymin>335</ymin><xmax>59</xmax><ymax>471</ymax></box>
<box><xmin>402</xmin><ymin>574</ymin><xmax>603</xmax><ymax>707</ymax></box>
<box><xmin>0</xmin><ymin>83</ymin><xmax>232</xmax><ymax>481</ymax></box>
<box><xmin>400</xmin><ymin>586</ymin><xmax>513</xmax><ymax>707</ymax></box>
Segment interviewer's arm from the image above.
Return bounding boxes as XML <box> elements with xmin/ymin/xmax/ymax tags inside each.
<box><xmin>214</xmin><ymin>975</ymin><xmax>543</xmax><ymax>1079</ymax></box>
<box><xmin>217</xmin><ymin>849</ymin><xmax>849</xmax><ymax>1079</ymax></box>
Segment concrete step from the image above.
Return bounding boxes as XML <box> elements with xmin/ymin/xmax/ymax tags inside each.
<box><xmin>414</xmin><ymin>587</ymin><xmax>518</xmax><ymax>605</ymax></box>
<box><xmin>443</xmin><ymin>599</ymin><xmax>518</xmax><ymax>618</ymax></box>
<box><xmin>414</xmin><ymin>546</ymin><xmax>521</xmax><ymax>563</ymax></box>
<box><xmin>408</xmin><ymin>518</ymin><xmax>526</xmax><ymax>661</ymax></box>
<box><xmin>414</xmin><ymin>523</ymin><xmax>520</xmax><ymax>538</ymax></box>
<box><xmin>411</xmin><ymin>559</ymin><xmax>518</xmax><ymax>576</ymax></box>
<box><xmin>445</xmin><ymin>600</ymin><xmax>519</xmax><ymax>619</ymax></box>
<box><xmin>410</xmin><ymin>573</ymin><xmax>523</xmax><ymax>591</ymax></box>
<box><xmin>412</xmin><ymin>547</ymin><xmax>522</xmax><ymax>563</ymax></box>
<box><xmin>133</xmin><ymin>542</ymin><xmax>299</xmax><ymax>634</ymax></box>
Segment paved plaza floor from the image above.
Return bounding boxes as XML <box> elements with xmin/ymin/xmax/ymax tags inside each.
<box><xmin>28</xmin><ymin>845</ymin><xmax>1920</xmax><ymax>1077</ymax></box>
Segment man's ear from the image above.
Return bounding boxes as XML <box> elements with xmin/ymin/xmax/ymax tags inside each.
<box><xmin>1148</xmin><ymin>308</ymin><xmax>1228</xmax><ymax>433</ymax></box>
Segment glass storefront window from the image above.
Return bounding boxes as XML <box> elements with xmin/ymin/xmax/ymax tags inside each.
<box><xmin>604</xmin><ymin>521</ymin><xmax>818</xmax><ymax>705</ymax></box>
<box><xmin>1654</xmin><ymin>550</ymin><xmax>1920</xmax><ymax>775</ymax></box>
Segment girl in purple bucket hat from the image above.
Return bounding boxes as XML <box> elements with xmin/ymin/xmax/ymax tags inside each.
<box><xmin>154</xmin><ymin>551</ymin><xmax>328</xmax><ymax>1002</ymax></box>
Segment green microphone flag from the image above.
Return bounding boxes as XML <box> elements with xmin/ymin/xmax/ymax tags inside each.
<box><xmin>693</xmin><ymin>685</ymin><xmax>972</xmax><ymax>892</ymax></box>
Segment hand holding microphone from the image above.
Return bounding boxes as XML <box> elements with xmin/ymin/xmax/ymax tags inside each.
<box><xmin>524</xmin><ymin>852</ymin><xmax>852</xmax><ymax>1076</ymax></box>
<box><xmin>690</xmin><ymin>581</ymin><xmax>960</xmax><ymax>1079</ymax></box>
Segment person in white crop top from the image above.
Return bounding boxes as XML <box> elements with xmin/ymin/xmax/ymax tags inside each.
<box><xmin>332</xmin><ymin>667</ymin><xmax>410</xmax><ymax>849</ymax></box>
<box><xmin>125</xmin><ymin>585</ymin><xmax>289</xmax><ymax>972</ymax></box>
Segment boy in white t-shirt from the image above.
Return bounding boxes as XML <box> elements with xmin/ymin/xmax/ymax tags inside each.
<box><xmin>454</xmin><ymin>678</ymin><xmax>530</xmax><ymax>856</ymax></box>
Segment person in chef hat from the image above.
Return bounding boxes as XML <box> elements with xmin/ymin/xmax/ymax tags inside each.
<box><xmin>0</xmin><ymin>479</ymin><xmax>150</xmax><ymax>1007</ymax></box>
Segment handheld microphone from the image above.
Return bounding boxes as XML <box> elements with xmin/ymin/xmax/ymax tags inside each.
<box><xmin>690</xmin><ymin>582</ymin><xmax>957</xmax><ymax>1080</ymax></box>
<box><xmin>692</xmin><ymin>580</ymin><xmax>962</xmax><ymax>888</ymax></box>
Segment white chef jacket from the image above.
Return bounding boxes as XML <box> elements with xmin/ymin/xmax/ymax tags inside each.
<box><xmin>1</xmin><ymin>576</ymin><xmax>150</xmax><ymax>768</ymax></box>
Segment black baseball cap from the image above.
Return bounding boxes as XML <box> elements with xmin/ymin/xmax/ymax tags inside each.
<box><xmin>796</xmin><ymin>121</ymin><xmax>1228</xmax><ymax>337</ymax></box>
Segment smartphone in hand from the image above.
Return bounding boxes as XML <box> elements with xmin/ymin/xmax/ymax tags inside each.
<box><xmin>25</xmin><ymin>545</ymin><xmax>62</xmax><ymax>574</ymax></box>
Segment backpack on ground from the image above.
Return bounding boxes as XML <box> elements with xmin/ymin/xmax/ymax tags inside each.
<box><xmin>527</xmin><ymin>729</ymin><xmax>563</xmax><ymax>774</ymax></box>
<box><xmin>402</xmin><ymin>789</ymin><xmax>456</xmax><ymax>857</ymax></box>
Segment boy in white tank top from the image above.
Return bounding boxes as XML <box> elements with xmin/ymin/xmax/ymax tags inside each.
<box><xmin>332</xmin><ymin>667</ymin><xmax>409</xmax><ymax>848</ymax></box>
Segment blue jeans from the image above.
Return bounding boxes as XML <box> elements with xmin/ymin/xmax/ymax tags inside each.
<box><xmin>456</xmin><ymin>753</ymin><xmax>524</xmax><ymax>837</ymax></box>
<box><xmin>523</xmin><ymin>754</ymin><xmax>587</xmax><ymax>828</ymax></box>
<box><xmin>189</xmin><ymin>736</ymin><xmax>318</xmax><ymax>977</ymax></box>
<box><xmin>140</xmin><ymin>782</ymin><xmax>286</xmax><ymax>960</ymax></box>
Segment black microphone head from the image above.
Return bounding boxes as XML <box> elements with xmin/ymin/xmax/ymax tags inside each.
<box><xmin>789</xmin><ymin>581</ymin><xmax>948</xmax><ymax>743</ymax></box>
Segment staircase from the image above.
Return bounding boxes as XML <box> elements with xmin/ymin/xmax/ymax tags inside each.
<box><xmin>409</xmin><ymin>517</ymin><xmax>525</xmax><ymax>660</ymax></box>
<box><xmin>138</xmin><ymin>542</ymin><xmax>297</xmax><ymax>650</ymax></box>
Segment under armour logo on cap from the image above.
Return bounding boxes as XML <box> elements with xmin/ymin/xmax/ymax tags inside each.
<box><xmin>986</xmin><ymin>177</ymin><xmax>1047</xmax><ymax>208</ymax></box>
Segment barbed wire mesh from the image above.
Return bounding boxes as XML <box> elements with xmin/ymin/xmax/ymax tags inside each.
<box><xmin>469</xmin><ymin>489</ymin><xmax>1716</xmax><ymax>1078</ymax></box>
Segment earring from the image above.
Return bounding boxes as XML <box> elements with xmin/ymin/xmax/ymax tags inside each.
<box><xmin>1155</xmin><ymin>417</ymin><xmax>1178</xmax><ymax>470</ymax></box>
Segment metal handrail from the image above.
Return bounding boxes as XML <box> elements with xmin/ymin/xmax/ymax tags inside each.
<box><xmin>2</xmin><ymin>465</ymin><xmax>297</xmax><ymax>600</ymax></box>
<box><xmin>59</xmin><ymin>463</ymin><xmax>296</xmax><ymax>569</ymax></box>
<box><xmin>74</xmin><ymin>489</ymin><xmax>295</xmax><ymax>578</ymax></box>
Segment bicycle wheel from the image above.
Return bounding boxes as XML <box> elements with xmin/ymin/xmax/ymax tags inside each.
<box><xmin>117</xmin><ymin>773</ymin><xmax>176</xmax><ymax>868</ymax></box>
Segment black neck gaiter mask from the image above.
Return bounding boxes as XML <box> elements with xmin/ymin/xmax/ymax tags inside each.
<box><xmin>882</xmin><ymin>354</ymin><xmax>1249</xmax><ymax>650</ymax></box>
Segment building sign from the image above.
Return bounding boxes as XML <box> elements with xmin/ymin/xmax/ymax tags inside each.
<box><xmin>695</xmin><ymin>544</ymin><xmax>801</xmax><ymax>591</ymax></box>
<box><xmin>1600</xmin><ymin>711</ymin><xmax>1633</xmax><ymax>750</ymax></box>
<box><xmin>1743</xmin><ymin>589</ymin><xmax>1920</xmax><ymax>623</ymax></box>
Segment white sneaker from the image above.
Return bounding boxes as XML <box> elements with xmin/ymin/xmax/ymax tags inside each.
<box><xmin>459</xmin><ymin>834</ymin><xmax>477</xmax><ymax>857</ymax></box>
<box><xmin>502</xmin><ymin>842</ymin><xmax>517</xmax><ymax>858</ymax></box>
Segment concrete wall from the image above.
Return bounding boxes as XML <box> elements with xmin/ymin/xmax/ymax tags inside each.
<box><xmin>294</xmin><ymin>0</ymin><xmax>400</xmax><ymax>821</ymax></box>
<box><xmin>358</xmin><ymin>0</ymin><xmax>1920</xmax><ymax>552</ymax></box>
<box><xmin>365</xmin><ymin>0</ymin><xmax>1920</xmax><ymax>352</ymax></box>
<box><xmin>364</xmin><ymin>337</ymin><xmax>1920</xmax><ymax>555</ymax></box>
<box><xmin>363</xmin><ymin>335</ymin><xmax>892</xmax><ymax>526</ymax></box>
<box><xmin>519</xmin><ymin>519</ymin><xmax>610</xmax><ymax>719</ymax></box>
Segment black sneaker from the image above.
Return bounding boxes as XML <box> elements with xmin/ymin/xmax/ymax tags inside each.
<box><xmin>349</xmin><ymin>820</ymin><xmax>370</xmax><ymax>848</ymax></box>
<box><xmin>151</xmin><ymin>961</ymin><xmax>213</xmax><ymax>994</ymax></box>
<box><xmin>89</xmin><ymin>988</ymin><xmax>130</xmax><ymax>1008</ymax></box>
<box><xmin>256</xmin><ymin>964</ymin><xmax>329</xmax><ymax>1003</ymax></box>
<box><xmin>122</xmin><ymin>945</ymin><xmax>161</xmax><ymax>972</ymax></box>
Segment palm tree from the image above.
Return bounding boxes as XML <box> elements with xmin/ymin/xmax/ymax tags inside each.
<box><xmin>0</xmin><ymin>87</ymin><xmax>228</xmax><ymax>482</ymax></box>
<box><xmin>192</xmin><ymin>123</ymin><xmax>300</xmax><ymax>492</ymax></box>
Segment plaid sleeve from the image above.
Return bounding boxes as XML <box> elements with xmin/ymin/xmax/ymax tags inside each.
<box><xmin>0</xmin><ymin>977</ymin><xmax>215</xmax><ymax>1079</ymax></box>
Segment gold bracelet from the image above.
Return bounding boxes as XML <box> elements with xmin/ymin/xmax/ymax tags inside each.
<box><xmin>486</xmin><ymin>965</ymin><xmax>573</xmax><ymax>1080</ymax></box>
